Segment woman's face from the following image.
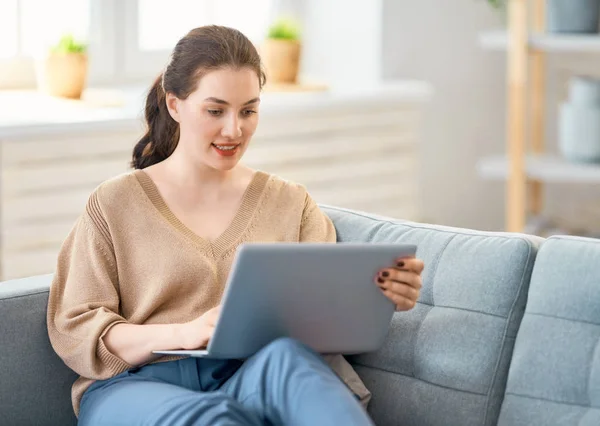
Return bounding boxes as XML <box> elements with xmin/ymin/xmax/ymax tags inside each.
<box><xmin>166</xmin><ymin>67</ymin><xmax>261</xmax><ymax>171</ymax></box>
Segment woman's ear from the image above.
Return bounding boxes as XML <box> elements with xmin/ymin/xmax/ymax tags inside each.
<box><xmin>165</xmin><ymin>92</ymin><xmax>180</xmax><ymax>123</ymax></box>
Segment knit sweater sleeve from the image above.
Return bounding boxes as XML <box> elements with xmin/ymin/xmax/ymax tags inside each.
<box><xmin>47</xmin><ymin>192</ymin><xmax>131</xmax><ymax>380</ymax></box>
<box><xmin>299</xmin><ymin>193</ymin><xmax>337</xmax><ymax>243</ymax></box>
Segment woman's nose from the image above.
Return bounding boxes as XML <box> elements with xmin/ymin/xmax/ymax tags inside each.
<box><xmin>221</xmin><ymin>115</ymin><xmax>242</xmax><ymax>139</ymax></box>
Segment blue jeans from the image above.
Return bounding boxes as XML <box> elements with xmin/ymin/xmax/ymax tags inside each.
<box><xmin>78</xmin><ymin>337</ymin><xmax>374</xmax><ymax>426</ymax></box>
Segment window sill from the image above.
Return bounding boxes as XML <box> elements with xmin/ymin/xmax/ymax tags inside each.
<box><xmin>0</xmin><ymin>80</ymin><xmax>433</xmax><ymax>140</ymax></box>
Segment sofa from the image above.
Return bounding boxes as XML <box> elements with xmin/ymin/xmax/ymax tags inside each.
<box><xmin>1</xmin><ymin>205</ymin><xmax>599</xmax><ymax>426</ymax></box>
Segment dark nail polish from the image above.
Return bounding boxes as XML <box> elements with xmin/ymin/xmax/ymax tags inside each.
<box><xmin>397</xmin><ymin>261</ymin><xmax>405</xmax><ymax>268</ymax></box>
<box><xmin>377</xmin><ymin>277</ymin><xmax>385</xmax><ymax>284</ymax></box>
<box><xmin>381</xmin><ymin>271</ymin><xmax>389</xmax><ymax>277</ymax></box>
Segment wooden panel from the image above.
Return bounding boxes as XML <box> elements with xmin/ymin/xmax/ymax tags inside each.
<box><xmin>2</xmin><ymin>248</ymin><xmax>61</xmax><ymax>280</ymax></box>
<box><xmin>263</xmin><ymin>154</ymin><xmax>417</xmax><ymax>188</ymax></box>
<box><xmin>310</xmin><ymin>180</ymin><xmax>416</xmax><ymax>210</ymax></box>
<box><xmin>1</xmin><ymin>132</ymin><xmax>137</xmax><ymax>167</ymax></box>
<box><xmin>506</xmin><ymin>0</ymin><xmax>528</xmax><ymax>232</ymax></box>
<box><xmin>2</xmin><ymin>189</ymin><xmax>91</xmax><ymax>226</ymax></box>
<box><xmin>245</xmin><ymin>133</ymin><xmax>415</xmax><ymax>169</ymax></box>
<box><xmin>255</xmin><ymin>109</ymin><xmax>419</xmax><ymax>138</ymax></box>
<box><xmin>2</xmin><ymin>219</ymin><xmax>75</xmax><ymax>253</ymax></box>
<box><xmin>528</xmin><ymin>0</ymin><xmax>546</xmax><ymax>215</ymax></box>
<box><xmin>2</xmin><ymin>157</ymin><xmax>131</xmax><ymax>197</ymax></box>
<box><xmin>0</xmin><ymin>103</ymin><xmax>424</xmax><ymax>280</ymax></box>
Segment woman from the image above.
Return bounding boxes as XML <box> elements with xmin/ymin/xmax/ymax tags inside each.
<box><xmin>47</xmin><ymin>25</ymin><xmax>424</xmax><ymax>426</ymax></box>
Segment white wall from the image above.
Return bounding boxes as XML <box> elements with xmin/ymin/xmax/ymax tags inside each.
<box><xmin>276</xmin><ymin>0</ymin><xmax>384</xmax><ymax>91</ymax></box>
<box><xmin>382</xmin><ymin>0</ymin><xmax>507</xmax><ymax>231</ymax></box>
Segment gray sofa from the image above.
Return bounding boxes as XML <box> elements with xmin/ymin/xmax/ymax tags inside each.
<box><xmin>1</xmin><ymin>205</ymin><xmax>599</xmax><ymax>425</ymax></box>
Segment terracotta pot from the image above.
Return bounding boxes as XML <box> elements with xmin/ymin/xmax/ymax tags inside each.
<box><xmin>36</xmin><ymin>52</ymin><xmax>88</xmax><ymax>99</ymax></box>
<box><xmin>261</xmin><ymin>39</ymin><xmax>301</xmax><ymax>84</ymax></box>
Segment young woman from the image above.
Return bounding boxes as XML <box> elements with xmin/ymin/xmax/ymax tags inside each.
<box><xmin>47</xmin><ymin>25</ymin><xmax>424</xmax><ymax>426</ymax></box>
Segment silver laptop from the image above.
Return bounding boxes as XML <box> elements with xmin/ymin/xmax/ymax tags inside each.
<box><xmin>153</xmin><ymin>242</ymin><xmax>417</xmax><ymax>359</ymax></box>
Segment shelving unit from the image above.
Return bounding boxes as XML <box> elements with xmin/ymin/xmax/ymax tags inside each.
<box><xmin>478</xmin><ymin>154</ymin><xmax>600</xmax><ymax>183</ymax></box>
<box><xmin>479</xmin><ymin>30</ymin><xmax>600</xmax><ymax>52</ymax></box>
<box><xmin>478</xmin><ymin>0</ymin><xmax>600</xmax><ymax>232</ymax></box>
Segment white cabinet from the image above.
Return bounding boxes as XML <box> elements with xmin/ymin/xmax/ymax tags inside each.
<box><xmin>0</xmin><ymin>131</ymin><xmax>138</xmax><ymax>279</ymax></box>
<box><xmin>0</xmin><ymin>83</ymin><xmax>431</xmax><ymax>280</ymax></box>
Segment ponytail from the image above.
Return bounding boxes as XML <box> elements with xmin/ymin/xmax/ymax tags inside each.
<box><xmin>131</xmin><ymin>74</ymin><xmax>179</xmax><ymax>169</ymax></box>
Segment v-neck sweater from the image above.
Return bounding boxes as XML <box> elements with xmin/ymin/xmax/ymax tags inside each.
<box><xmin>46</xmin><ymin>169</ymin><xmax>369</xmax><ymax>416</ymax></box>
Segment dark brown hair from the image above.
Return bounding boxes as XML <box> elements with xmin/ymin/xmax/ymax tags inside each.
<box><xmin>131</xmin><ymin>25</ymin><xmax>267</xmax><ymax>169</ymax></box>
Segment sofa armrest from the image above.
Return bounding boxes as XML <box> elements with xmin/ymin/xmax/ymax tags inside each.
<box><xmin>0</xmin><ymin>273</ymin><xmax>78</xmax><ymax>426</ymax></box>
<box><xmin>0</xmin><ymin>273</ymin><xmax>54</xmax><ymax>299</ymax></box>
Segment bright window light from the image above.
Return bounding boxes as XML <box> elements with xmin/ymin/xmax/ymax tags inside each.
<box><xmin>138</xmin><ymin>0</ymin><xmax>272</xmax><ymax>51</ymax></box>
<box><xmin>20</xmin><ymin>0</ymin><xmax>90</xmax><ymax>56</ymax></box>
<box><xmin>0</xmin><ymin>0</ymin><xmax>275</xmax><ymax>87</ymax></box>
<box><xmin>0</xmin><ymin>0</ymin><xmax>18</xmax><ymax>58</ymax></box>
<box><xmin>212</xmin><ymin>0</ymin><xmax>272</xmax><ymax>43</ymax></box>
<box><xmin>138</xmin><ymin>0</ymin><xmax>210</xmax><ymax>51</ymax></box>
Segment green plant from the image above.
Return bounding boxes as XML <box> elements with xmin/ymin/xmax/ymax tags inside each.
<box><xmin>267</xmin><ymin>17</ymin><xmax>301</xmax><ymax>41</ymax></box>
<box><xmin>486</xmin><ymin>0</ymin><xmax>505</xmax><ymax>9</ymax></box>
<box><xmin>50</xmin><ymin>33</ymin><xmax>87</xmax><ymax>54</ymax></box>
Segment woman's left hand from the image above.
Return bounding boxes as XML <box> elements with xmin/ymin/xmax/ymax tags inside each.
<box><xmin>375</xmin><ymin>257</ymin><xmax>425</xmax><ymax>311</ymax></box>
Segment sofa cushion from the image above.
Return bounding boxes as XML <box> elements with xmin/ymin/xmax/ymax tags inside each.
<box><xmin>322</xmin><ymin>206</ymin><xmax>542</xmax><ymax>426</ymax></box>
<box><xmin>498</xmin><ymin>236</ymin><xmax>600</xmax><ymax>425</ymax></box>
<box><xmin>0</xmin><ymin>274</ymin><xmax>78</xmax><ymax>426</ymax></box>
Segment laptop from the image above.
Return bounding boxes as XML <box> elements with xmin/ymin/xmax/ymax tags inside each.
<box><xmin>153</xmin><ymin>242</ymin><xmax>417</xmax><ymax>359</ymax></box>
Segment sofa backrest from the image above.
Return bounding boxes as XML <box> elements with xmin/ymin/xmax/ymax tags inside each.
<box><xmin>0</xmin><ymin>205</ymin><xmax>546</xmax><ymax>426</ymax></box>
<box><xmin>0</xmin><ymin>274</ymin><xmax>78</xmax><ymax>426</ymax></box>
<box><xmin>498</xmin><ymin>236</ymin><xmax>600</xmax><ymax>425</ymax></box>
<box><xmin>322</xmin><ymin>206</ymin><xmax>543</xmax><ymax>426</ymax></box>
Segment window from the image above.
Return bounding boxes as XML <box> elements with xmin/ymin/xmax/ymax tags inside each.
<box><xmin>124</xmin><ymin>0</ymin><xmax>273</xmax><ymax>79</ymax></box>
<box><xmin>137</xmin><ymin>0</ymin><xmax>271</xmax><ymax>51</ymax></box>
<box><xmin>138</xmin><ymin>0</ymin><xmax>210</xmax><ymax>51</ymax></box>
<box><xmin>0</xmin><ymin>1</ymin><xmax>19</xmax><ymax>59</ymax></box>
<box><xmin>19</xmin><ymin>0</ymin><xmax>90</xmax><ymax>56</ymax></box>
<box><xmin>0</xmin><ymin>0</ymin><xmax>273</xmax><ymax>89</ymax></box>
<box><xmin>0</xmin><ymin>0</ymin><xmax>90</xmax><ymax>88</ymax></box>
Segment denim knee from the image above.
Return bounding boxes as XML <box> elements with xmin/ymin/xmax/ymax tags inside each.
<box><xmin>262</xmin><ymin>337</ymin><xmax>311</xmax><ymax>355</ymax></box>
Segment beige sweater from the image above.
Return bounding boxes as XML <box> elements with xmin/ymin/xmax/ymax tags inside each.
<box><xmin>47</xmin><ymin>169</ymin><xmax>370</xmax><ymax>417</ymax></box>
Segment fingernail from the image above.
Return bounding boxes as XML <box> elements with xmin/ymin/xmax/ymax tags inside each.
<box><xmin>381</xmin><ymin>271</ymin><xmax>389</xmax><ymax>278</ymax></box>
<box><xmin>397</xmin><ymin>261</ymin><xmax>405</xmax><ymax>268</ymax></box>
<box><xmin>377</xmin><ymin>277</ymin><xmax>385</xmax><ymax>284</ymax></box>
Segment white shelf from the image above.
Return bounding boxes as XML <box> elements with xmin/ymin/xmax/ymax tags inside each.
<box><xmin>477</xmin><ymin>154</ymin><xmax>600</xmax><ymax>183</ymax></box>
<box><xmin>480</xmin><ymin>30</ymin><xmax>600</xmax><ymax>53</ymax></box>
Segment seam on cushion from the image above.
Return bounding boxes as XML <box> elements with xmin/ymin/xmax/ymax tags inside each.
<box><xmin>0</xmin><ymin>289</ymin><xmax>48</xmax><ymax>301</ymax></box>
<box><xmin>526</xmin><ymin>312</ymin><xmax>600</xmax><ymax>328</ymax></box>
<box><xmin>322</xmin><ymin>205</ymin><xmax>540</xmax><ymax>245</ymax></box>
<box><xmin>353</xmin><ymin>362</ymin><xmax>487</xmax><ymax>397</ymax></box>
<box><xmin>483</xmin><ymin>239</ymin><xmax>535</xmax><ymax>426</ymax></box>
<box><xmin>547</xmin><ymin>235</ymin><xmax>600</xmax><ymax>246</ymax></box>
<box><xmin>411</xmin><ymin>234</ymin><xmax>456</xmax><ymax>377</ymax></box>
<box><xmin>428</xmin><ymin>234</ymin><xmax>456</xmax><ymax>311</ymax></box>
<box><xmin>587</xmin><ymin>336</ymin><xmax>600</xmax><ymax>408</ymax></box>
<box><xmin>505</xmin><ymin>392</ymin><xmax>600</xmax><ymax>409</ymax></box>
<box><xmin>366</xmin><ymin>221</ymin><xmax>388</xmax><ymax>242</ymax></box>
<box><xmin>418</xmin><ymin>302</ymin><xmax>508</xmax><ymax>320</ymax></box>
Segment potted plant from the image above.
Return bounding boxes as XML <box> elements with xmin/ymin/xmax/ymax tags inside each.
<box><xmin>261</xmin><ymin>17</ymin><xmax>302</xmax><ymax>85</ymax></box>
<box><xmin>485</xmin><ymin>0</ymin><xmax>505</xmax><ymax>9</ymax></box>
<box><xmin>36</xmin><ymin>34</ymin><xmax>88</xmax><ymax>99</ymax></box>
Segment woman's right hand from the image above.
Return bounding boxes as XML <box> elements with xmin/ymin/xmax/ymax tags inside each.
<box><xmin>176</xmin><ymin>305</ymin><xmax>221</xmax><ymax>350</ymax></box>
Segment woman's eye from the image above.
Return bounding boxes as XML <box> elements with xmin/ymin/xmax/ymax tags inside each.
<box><xmin>208</xmin><ymin>109</ymin><xmax>222</xmax><ymax>116</ymax></box>
<box><xmin>242</xmin><ymin>109</ymin><xmax>257</xmax><ymax>117</ymax></box>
